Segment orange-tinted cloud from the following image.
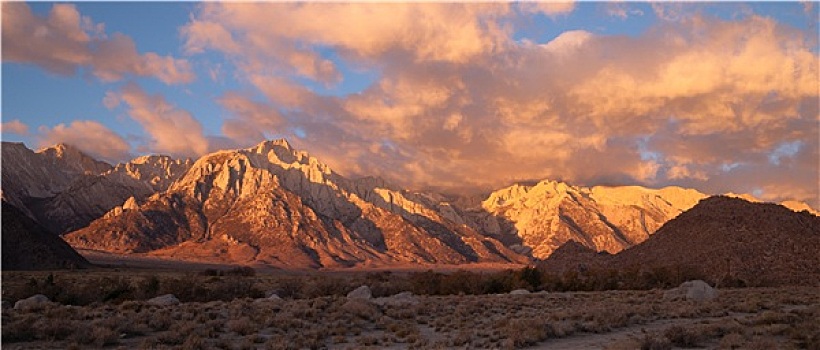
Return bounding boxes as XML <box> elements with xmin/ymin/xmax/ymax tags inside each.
<box><xmin>185</xmin><ymin>5</ymin><xmax>818</xmax><ymax>205</ymax></box>
<box><xmin>1</xmin><ymin>120</ymin><xmax>30</xmax><ymax>135</ymax></box>
<box><xmin>37</xmin><ymin>120</ymin><xmax>131</xmax><ymax>162</ymax></box>
<box><xmin>111</xmin><ymin>84</ymin><xmax>209</xmax><ymax>158</ymax></box>
<box><xmin>2</xmin><ymin>3</ymin><xmax>193</xmax><ymax>84</ymax></box>
<box><xmin>218</xmin><ymin>92</ymin><xmax>286</xmax><ymax>146</ymax></box>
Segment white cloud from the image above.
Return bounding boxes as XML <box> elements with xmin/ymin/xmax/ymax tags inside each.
<box><xmin>37</xmin><ymin>120</ymin><xmax>131</xmax><ymax>162</ymax></box>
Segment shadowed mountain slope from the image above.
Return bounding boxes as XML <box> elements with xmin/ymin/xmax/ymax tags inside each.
<box><xmin>2</xmin><ymin>202</ymin><xmax>90</xmax><ymax>270</ymax></box>
<box><xmin>541</xmin><ymin>196</ymin><xmax>820</xmax><ymax>286</ymax></box>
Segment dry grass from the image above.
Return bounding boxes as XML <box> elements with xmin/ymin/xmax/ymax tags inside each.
<box><xmin>3</xmin><ymin>269</ymin><xmax>818</xmax><ymax>349</ymax></box>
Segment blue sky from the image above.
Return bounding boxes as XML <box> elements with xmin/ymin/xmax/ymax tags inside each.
<box><xmin>2</xmin><ymin>2</ymin><xmax>818</xmax><ymax>206</ymax></box>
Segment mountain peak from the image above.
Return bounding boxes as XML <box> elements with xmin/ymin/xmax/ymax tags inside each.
<box><xmin>38</xmin><ymin>142</ymin><xmax>82</xmax><ymax>157</ymax></box>
<box><xmin>36</xmin><ymin>143</ymin><xmax>112</xmax><ymax>175</ymax></box>
<box><xmin>253</xmin><ymin>138</ymin><xmax>292</xmax><ymax>152</ymax></box>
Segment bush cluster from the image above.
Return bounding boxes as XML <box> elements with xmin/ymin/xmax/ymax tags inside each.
<box><xmin>2</xmin><ymin>264</ymin><xmax>722</xmax><ymax>306</ymax></box>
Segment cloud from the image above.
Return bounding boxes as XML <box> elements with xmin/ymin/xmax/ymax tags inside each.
<box><xmin>110</xmin><ymin>83</ymin><xmax>209</xmax><ymax>158</ymax></box>
<box><xmin>184</xmin><ymin>5</ymin><xmax>818</xmax><ymax>204</ymax></box>
<box><xmin>182</xmin><ymin>3</ymin><xmax>509</xmax><ymax>82</ymax></box>
<box><xmin>519</xmin><ymin>1</ymin><xmax>576</xmax><ymax>17</ymax></box>
<box><xmin>606</xmin><ymin>2</ymin><xmax>644</xmax><ymax>20</ymax></box>
<box><xmin>218</xmin><ymin>92</ymin><xmax>285</xmax><ymax>146</ymax></box>
<box><xmin>2</xmin><ymin>3</ymin><xmax>193</xmax><ymax>84</ymax></box>
<box><xmin>37</xmin><ymin>120</ymin><xmax>131</xmax><ymax>162</ymax></box>
<box><xmin>1</xmin><ymin>120</ymin><xmax>30</xmax><ymax>135</ymax></box>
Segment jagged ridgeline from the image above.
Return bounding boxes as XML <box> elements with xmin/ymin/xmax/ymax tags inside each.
<box><xmin>2</xmin><ymin>140</ymin><xmax>817</xmax><ymax>269</ymax></box>
<box><xmin>64</xmin><ymin>140</ymin><xmax>524</xmax><ymax>268</ymax></box>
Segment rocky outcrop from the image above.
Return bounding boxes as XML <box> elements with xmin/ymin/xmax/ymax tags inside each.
<box><xmin>612</xmin><ymin>196</ymin><xmax>820</xmax><ymax>286</ymax></box>
<box><xmin>663</xmin><ymin>280</ymin><xmax>718</xmax><ymax>302</ymax></box>
<box><xmin>13</xmin><ymin>294</ymin><xmax>52</xmax><ymax>310</ymax></box>
<box><xmin>104</xmin><ymin>155</ymin><xmax>192</xmax><ymax>192</ymax></box>
<box><xmin>1</xmin><ymin>202</ymin><xmax>90</xmax><ymax>270</ymax></box>
<box><xmin>347</xmin><ymin>285</ymin><xmax>373</xmax><ymax>300</ymax></box>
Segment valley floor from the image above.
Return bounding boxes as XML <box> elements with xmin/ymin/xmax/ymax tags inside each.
<box><xmin>2</xmin><ymin>278</ymin><xmax>817</xmax><ymax>349</ymax></box>
<box><xmin>77</xmin><ymin>249</ymin><xmax>529</xmax><ymax>274</ymax></box>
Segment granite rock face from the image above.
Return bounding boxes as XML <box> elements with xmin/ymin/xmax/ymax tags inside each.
<box><xmin>66</xmin><ymin>140</ymin><xmax>525</xmax><ymax>268</ymax></box>
<box><xmin>458</xmin><ymin>181</ymin><xmax>707</xmax><ymax>259</ymax></box>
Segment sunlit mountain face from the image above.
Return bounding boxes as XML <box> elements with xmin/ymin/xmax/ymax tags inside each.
<box><xmin>3</xmin><ymin>140</ymin><xmax>816</xmax><ymax>268</ymax></box>
<box><xmin>2</xmin><ymin>2</ymin><xmax>818</xmax><ymax>210</ymax></box>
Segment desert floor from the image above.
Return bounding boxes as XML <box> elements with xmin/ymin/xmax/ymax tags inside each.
<box><xmin>2</xmin><ymin>265</ymin><xmax>818</xmax><ymax>350</ymax></box>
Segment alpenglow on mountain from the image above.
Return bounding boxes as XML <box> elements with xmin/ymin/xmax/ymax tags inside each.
<box><xmin>66</xmin><ymin>140</ymin><xmax>525</xmax><ymax>267</ymax></box>
<box><xmin>3</xmin><ymin>140</ymin><xmax>816</xmax><ymax>268</ymax></box>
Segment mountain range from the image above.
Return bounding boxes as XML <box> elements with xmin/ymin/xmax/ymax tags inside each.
<box><xmin>2</xmin><ymin>140</ymin><xmax>816</xmax><ymax>269</ymax></box>
<box><xmin>1</xmin><ymin>142</ymin><xmax>191</xmax><ymax>234</ymax></box>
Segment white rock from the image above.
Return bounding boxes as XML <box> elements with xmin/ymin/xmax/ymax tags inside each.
<box><xmin>663</xmin><ymin>280</ymin><xmax>718</xmax><ymax>302</ymax></box>
<box><xmin>347</xmin><ymin>285</ymin><xmax>372</xmax><ymax>300</ymax></box>
<box><xmin>510</xmin><ymin>289</ymin><xmax>531</xmax><ymax>295</ymax></box>
<box><xmin>147</xmin><ymin>294</ymin><xmax>180</xmax><ymax>306</ymax></box>
<box><xmin>14</xmin><ymin>294</ymin><xmax>51</xmax><ymax>310</ymax></box>
<box><xmin>373</xmin><ymin>291</ymin><xmax>418</xmax><ymax>306</ymax></box>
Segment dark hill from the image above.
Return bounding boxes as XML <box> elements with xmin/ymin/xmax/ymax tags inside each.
<box><xmin>540</xmin><ymin>196</ymin><xmax>820</xmax><ymax>286</ymax></box>
<box><xmin>2</xmin><ymin>202</ymin><xmax>90</xmax><ymax>270</ymax></box>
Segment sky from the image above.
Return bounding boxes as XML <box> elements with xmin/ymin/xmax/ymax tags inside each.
<box><xmin>1</xmin><ymin>1</ymin><xmax>818</xmax><ymax>207</ymax></box>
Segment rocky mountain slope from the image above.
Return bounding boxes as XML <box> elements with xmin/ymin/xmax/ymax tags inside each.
<box><xmin>66</xmin><ymin>140</ymin><xmax>524</xmax><ymax>268</ymax></box>
<box><xmin>454</xmin><ymin>181</ymin><xmax>707</xmax><ymax>259</ymax></box>
<box><xmin>541</xmin><ymin>196</ymin><xmax>820</xmax><ymax>286</ymax></box>
<box><xmin>2</xmin><ymin>201</ymin><xmax>90</xmax><ymax>270</ymax></box>
<box><xmin>5</xmin><ymin>139</ymin><xmax>816</xmax><ymax>269</ymax></box>
<box><xmin>1</xmin><ymin>142</ymin><xmax>190</xmax><ymax>234</ymax></box>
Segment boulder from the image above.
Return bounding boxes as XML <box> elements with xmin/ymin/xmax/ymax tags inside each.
<box><xmin>147</xmin><ymin>294</ymin><xmax>180</xmax><ymax>306</ymax></box>
<box><xmin>342</xmin><ymin>299</ymin><xmax>381</xmax><ymax>320</ymax></box>
<box><xmin>663</xmin><ymin>280</ymin><xmax>718</xmax><ymax>302</ymax></box>
<box><xmin>255</xmin><ymin>293</ymin><xmax>282</xmax><ymax>303</ymax></box>
<box><xmin>14</xmin><ymin>294</ymin><xmax>51</xmax><ymax>310</ymax></box>
<box><xmin>373</xmin><ymin>291</ymin><xmax>418</xmax><ymax>306</ymax></box>
<box><xmin>510</xmin><ymin>289</ymin><xmax>531</xmax><ymax>295</ymax></box>
<box><xmin>347</xmin><ymin>285</ymin><xmax>372</xmax><ymax>300</ymax></box>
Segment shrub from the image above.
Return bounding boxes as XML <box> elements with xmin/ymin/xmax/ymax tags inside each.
<box><xmin>227</xmin><ymin>317</ymin><xmax>258</xmax><ymax>336</ymax></box>
<box><xmin>640</xmin><ymin>334</ymin><xmax>672</xmax><ymax>350</ymax></box>
<box><xmin>503</xmin><ymin>317</ymin><xmax>552</xmax><ymax>347</ymax></box>
<box><xmin>664</xmin><ymin>325</ymin><xmax>703</xmax><ymax>347</ymax></box>
<box><xmin>226</xmin><ymin>266</ymin><xmax>256</xmax><ymax>277</ymax></box>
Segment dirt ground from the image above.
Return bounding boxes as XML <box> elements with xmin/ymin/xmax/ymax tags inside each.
<box><xmin>79</xmin><ymin>249</ymin><xmax>528</xmax><ymax>274</ymax></box>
